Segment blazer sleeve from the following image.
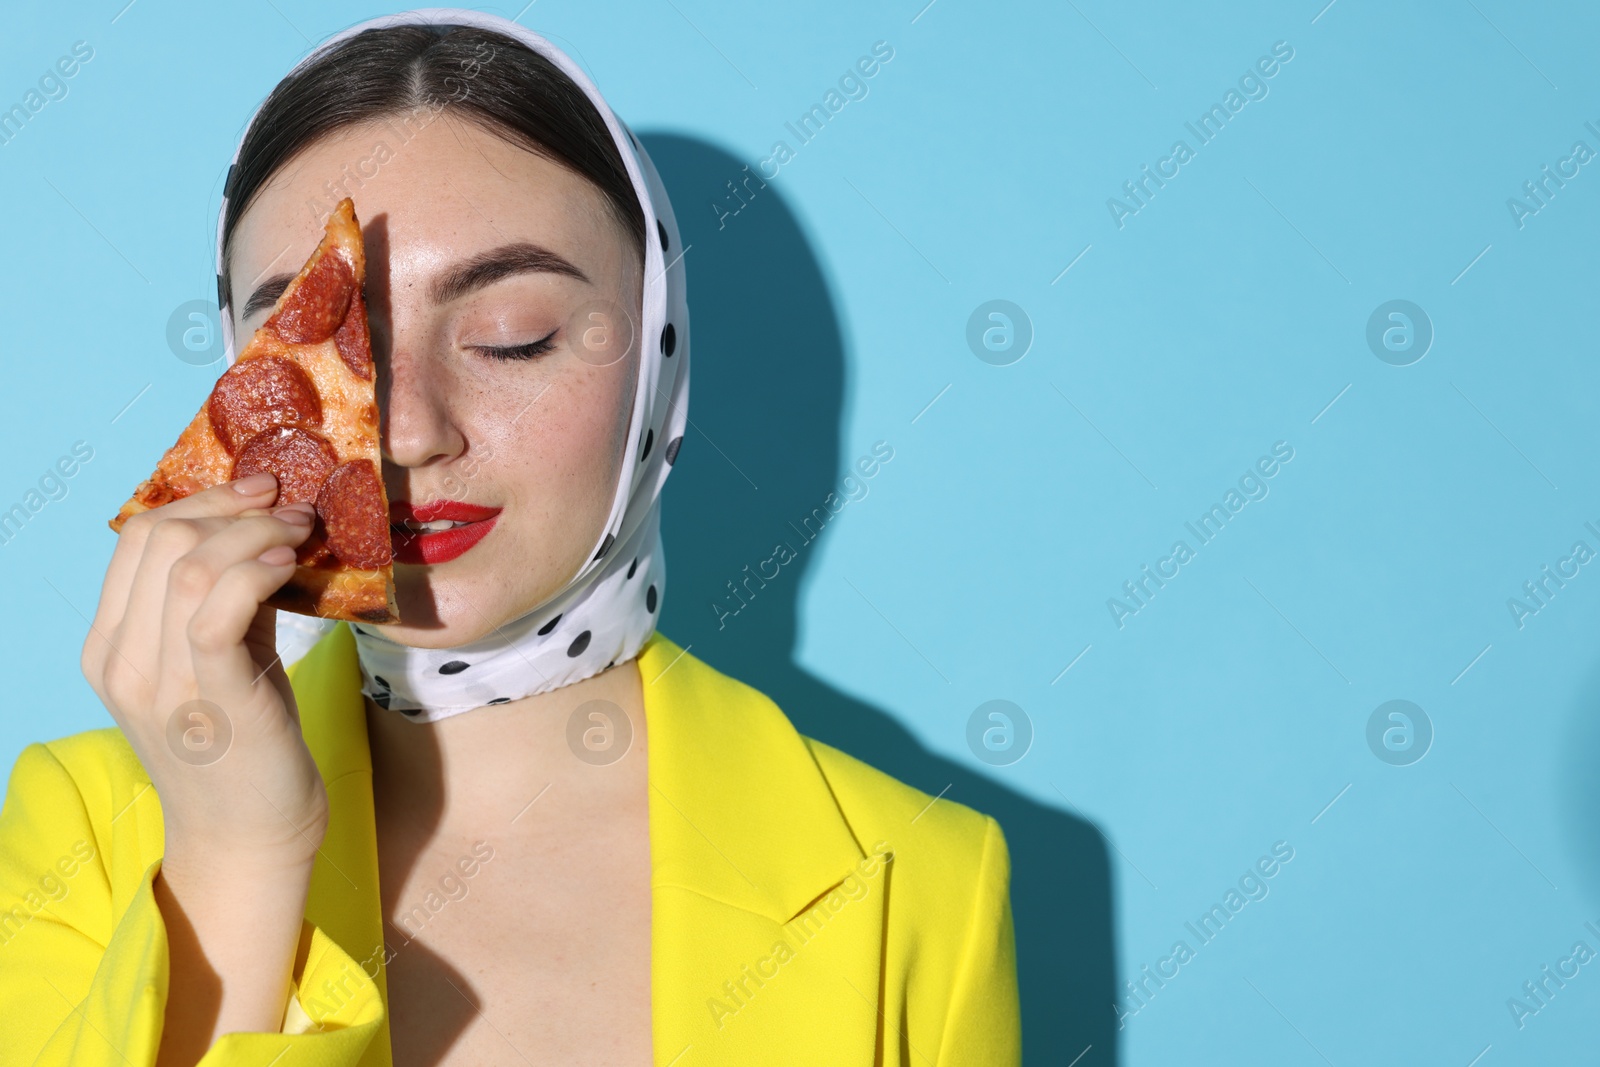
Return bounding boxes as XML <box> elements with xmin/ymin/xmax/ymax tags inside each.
<box><xmin>0</xmin><ymin>740</ymin><xmax>385</xmax><ymax>1066</ymax></box>
<box><xmin>936</xmin><ymin>815</ymin><xmax>1022</xmax><ymax>1065</ymax></box>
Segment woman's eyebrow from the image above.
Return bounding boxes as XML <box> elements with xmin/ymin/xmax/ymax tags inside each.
<box><xmin>239</xmin><ymin>242</ymin><xmax>589</xmax><ymax>320</ymax></box>
<box><xmin>242</xmin><ymin>274</ymin><xmax>293</xmax><ymax>319</ymax></box>
<box><xmin>431</xmin><ymin>242</ymin><xmax>590</xmax><ymax>304</ymax></box>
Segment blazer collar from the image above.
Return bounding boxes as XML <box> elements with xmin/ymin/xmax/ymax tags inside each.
<box><xmin>288</xmin><ymin>623</ymin><xmax>866</xmax><ymax>937</ymax></box>
<box><xmin>636</xmin><ymin>633</ymin><xmax>867</xmax><ymax>922</ymax></box>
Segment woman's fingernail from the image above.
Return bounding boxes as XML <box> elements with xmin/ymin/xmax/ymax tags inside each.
<box><xmin>258</xmin><ymin>545</ymin><xmax>297</xmax><ymax>565</ymax></box>
<box><xmin>275</xmin><ymin>506</ymin><xmax>315</xmax><ymax>525</ymax></box>
<box><xmin>234</xmin><ymin>472</ymin><xmax>277</xmax><ymax>494</ymax></box>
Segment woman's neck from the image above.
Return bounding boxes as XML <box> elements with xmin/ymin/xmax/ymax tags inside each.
<box><xmin>362</xmin><ymin>654</ymin><xmax>647</xmax><ymax>841</ymax></box>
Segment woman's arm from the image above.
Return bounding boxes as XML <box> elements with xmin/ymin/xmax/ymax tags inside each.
<box><xmin>0</xmin><ymin>471</ymin><xmax>399</xmax><ymax>1067</ymax></box>
<box><xmin>78</xmin><ymin>476</ymin><xmax>332</xmax><ymax>1063</ymax></box>
<box><xmin>153</xmin><ymin>845</ymin><xmax>316</xmax><ymax>1063</ymax></box>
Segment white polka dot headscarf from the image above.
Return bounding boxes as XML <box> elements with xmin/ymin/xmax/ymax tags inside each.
<box><xmin>216</xmin><ymin>8</ymin><xmax>689</xmax><ymax>722</ymax></box>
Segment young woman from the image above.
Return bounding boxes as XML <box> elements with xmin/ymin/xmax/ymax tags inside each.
<box><xmin>0</xmin><ymin>11</ymin><xmax>1019</xmax><ymax>1066</ymax></box>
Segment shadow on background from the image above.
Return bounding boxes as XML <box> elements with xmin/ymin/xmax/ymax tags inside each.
<box><xmin>1558</xmin><ymin>652</ymin><xmax>1600</xmax><ymax>915</ymax></box>
<box><xmin>644</xmin><ymin>132</ymin><xmax>1120</xmax><ymax>1065</ymax></box>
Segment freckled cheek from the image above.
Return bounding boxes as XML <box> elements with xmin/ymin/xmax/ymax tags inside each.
<box><xmin>490</xmin><ymin>373</ymin><xmax>631</xmax><ymax>499</ymax></box>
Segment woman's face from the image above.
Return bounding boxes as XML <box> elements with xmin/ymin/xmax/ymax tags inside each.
<box><xmin>228</xmin><ymin>115</ymin><xmax>644</xmax><ymax>646</ymax></box>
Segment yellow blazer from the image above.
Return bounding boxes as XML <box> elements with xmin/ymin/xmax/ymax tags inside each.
<box><xmin>0</xmin><ymin>626</ymin><xmax>1019</xmax><ymax>1065</ymax></box>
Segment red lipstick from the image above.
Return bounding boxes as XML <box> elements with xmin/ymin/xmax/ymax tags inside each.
<box><xmin>389</xmin><ymin>500</ymin><xmax>501</xmax><ymax>565</ymax></box>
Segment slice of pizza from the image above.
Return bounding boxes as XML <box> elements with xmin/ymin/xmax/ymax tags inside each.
<box><xmin>109</xmin><ymin>197</ymin><xmax>398</xmax><ymax>624</ymax></box>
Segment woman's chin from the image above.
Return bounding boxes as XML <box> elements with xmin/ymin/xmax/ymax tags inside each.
<box><xmin>373</xmin><ymin>608</ymin><xmax>507</xmax><ymax>649</ymax></box>
<box><xmin>382</xmin><ymin>564</ymin><xmax>543</xmax><ymax>647</ymax></box>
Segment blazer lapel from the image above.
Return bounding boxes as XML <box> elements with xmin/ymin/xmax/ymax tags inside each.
<box><xmin>288</xmin><ymin>626</ymin><xmax>888</xmax><ymax>1067</ymax></box>
<box><xmin>638</xmin><ymin>633</ymin><xmax>889</xmax><ymax>1066</ymax></box>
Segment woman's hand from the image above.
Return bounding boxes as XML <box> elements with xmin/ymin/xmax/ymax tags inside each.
<box><xmin>82</xmin><ymin>471</ymin><xmax>330</xmax><ymax>866</ymax></box>
<box><xmin>83</xmin><ymin>472</ymin><xmax>338</xmax><ymax>1057</ymax></box>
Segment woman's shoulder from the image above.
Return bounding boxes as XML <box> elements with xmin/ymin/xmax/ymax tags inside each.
<box><xmin>798</xmin><ymin>732</ymin><xmax>1015</xmax><ymax>1004</ymax></box>
<box><xmin>657</xmin><ymin>638</ymin><xmax>1008</xmax><ymax>886</ymax></box>
<box><xmin>0</xmin><ymin>726</ymin><xmax>153</xmax><ymax>850</ymax></box>
<box><xmin>793</xmin><ymin>732</ymin><xmax>1011</xmax><ymax>951</ymax></box>
<box><xmin>5</xmin><ymin>725</ymin><xmax>148</xmax><ymax>791</ymax></box>
<box><xmin>800</xmin><ymin>732</ymin><xmax>1008</xmax><ymax>873</ymax></box>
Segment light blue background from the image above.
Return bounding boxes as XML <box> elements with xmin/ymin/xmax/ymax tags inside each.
<box><xmin>2</xmin><ymin>1</ymin><xmax>1598</xmax><ymax>1064</ymax></box>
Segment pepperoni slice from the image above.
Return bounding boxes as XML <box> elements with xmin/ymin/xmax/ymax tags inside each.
<box><xmin>334</xmin><ymin>286</ymin><xmax>374</xmax><ymax>380</ymax></box>
<box><xmin>317</xmin><ymin>460</ymin><xmax>393</xmax><ymax>569</ymax></box>
<box><xmin>266</xmin><ymin>250</ymin><xmax>355</xmax><ymax>345</ymax></box>
<box><xmin>208</xmin><ymin>356</ymin><xmax>322</xmax><ymax>455</ymax></box>
<box><xmin>231</xmin><ymin>427</ymin><xmax>339</xmax><ymax>505</ymax></box>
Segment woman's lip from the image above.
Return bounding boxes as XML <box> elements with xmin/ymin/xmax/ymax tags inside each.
<box><xmin>390</xmin><ymin>500</ymin><xmax>501</xmax><ymax>523</ymax></box>
<box><xmin>391</xmin><ymin>514</ymin><xmax>499</xmax><ymax>565</ymax></box>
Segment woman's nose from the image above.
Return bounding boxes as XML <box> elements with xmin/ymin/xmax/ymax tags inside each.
<box><xmin>379</xmin><ymin>349</ymin><xmax>465</xmax><ymax>469</ymax></box>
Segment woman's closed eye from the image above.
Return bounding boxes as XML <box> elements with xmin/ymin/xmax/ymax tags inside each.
<box><xmin>471</xmin><ymin>329</ymin><xmax>559</xmax><ymax>362</ymax></box>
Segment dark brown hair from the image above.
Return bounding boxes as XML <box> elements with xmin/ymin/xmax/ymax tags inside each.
<box><xmin>219</xmin><ymin>23</ymin><xmax>645</xmax><ymax>309</ymax></box>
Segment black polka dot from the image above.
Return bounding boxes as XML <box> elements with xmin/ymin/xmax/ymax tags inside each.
<box><xmin>487</xmin><ymin>697</ymin><xmax>511</xmax><ymax>705</ymax></box>
<box><xmin>660</xmin><ymin>322</ymin><xmax>676</xmax><ymax>357</ymax></box>
<box><xmin>538</xmin><ymin>613</ymin><xmax>562</xmax><ymax>636</ymax></box>
<box><xmin>657</xmin><ymin>219</ymin><xmax>669</xmax><ymax>251</ymax></box>
<box><xmin>640</xmin><ymin>427</ymin><xmax>652</xmax><ymax>461</ymax></box>
<box><xmin>439</xmin><ymin>660</ymin><xmax>470</xmax><ymax>675</ymax></box>
<box><xmin>646</xmin><ymin>584</ymin><xmax>657</xmax><ymax>613</ymax></box>
<box><xmin>568</xmin><ymin>630</ymin><xmax>592</xmax><ymax>657</ymax></box>
<box><xmin>627</xmin><ymin>556</ymin><xmax>639</xmax><ymax>579</ymax></box>
<box><xmin>593</xmin><ymin>532</ymin><xmax>614</xmax><ymax>561</ymax></box>
<box><xmin>400</xmin><ymin>705</ymin><xmax>425</xmax><ymax>717</ymax></box>
<box><xmin>369</xmin><ymin>675</ymin><xmax>394</xmax><ymax>710</ymax></box>
<box><xmin>665</xmin><ymin>435</ymin><xmax>683</xmax><ymax>466</ymax></box>
<box><xmin>605</xmin><ymin>659</ymin><xmax>616</xmax><ymax>670</ymax></box>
